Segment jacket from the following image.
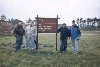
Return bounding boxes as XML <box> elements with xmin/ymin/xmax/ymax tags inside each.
<box><xmin>58</xmin><ymin>27</ymin><xmax>71</xmax><ymax>40</ymax></box>
<box><xmin>70</xmin><ymin>25</ymin><xmax>81</xmax><ymax>39</ymax></box>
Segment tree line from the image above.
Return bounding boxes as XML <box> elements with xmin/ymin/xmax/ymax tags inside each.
<box><xmin>76</xmin><ymin>18</ymin><xmax>100</xmax><ymax>31</ymax></box>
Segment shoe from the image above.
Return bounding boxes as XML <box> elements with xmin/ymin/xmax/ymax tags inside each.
<box><xmin>74</xmin><ymin>52</ymin><xmax>78</xmax><ymax>54</ymax></box>
<box><xmin>25</xmin><ymin>48</ymin><xmax>27</xmax><ymax>50</ymax></box>
<box><xmin>32</xmin><ymin>48</ymin><xmax>36</xmax><ymax>50</ymax></box>
<box><xmin>58</xmin><ymin>51</ymin><xmax>62</xmax><ymax>53</ymax></box>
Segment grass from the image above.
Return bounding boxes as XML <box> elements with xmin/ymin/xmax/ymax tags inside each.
<box><xmin>0</xmin><ymin>31</ymin><xmax>100</xmax><ymax>67</ymax></box>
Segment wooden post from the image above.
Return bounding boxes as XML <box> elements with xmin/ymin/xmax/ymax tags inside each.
<box><xmin>56</xmin><ymin>15</ymin><xmax>58</xmax><ymax>51</ymax></box>
<box><xmin>36</xmin><ymin>15</ymin><xmax>39</xmax><ymax>50</ymax></box>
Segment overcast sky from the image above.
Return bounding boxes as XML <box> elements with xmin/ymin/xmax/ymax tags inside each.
<box><xmin>0</xmin><ymin>0</ymin><xmax>100</xmax><ymax>25</ymax></box>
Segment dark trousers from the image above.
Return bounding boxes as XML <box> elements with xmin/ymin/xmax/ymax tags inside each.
<box><xmin>60</xmin><ymin>39</ymin><xmax>67</xmax><ymax>52</ymax></box>
<box><xmin>15</xmin><ymin>36</ymin><xmax>23</xmax><ymax>51</ymax></box>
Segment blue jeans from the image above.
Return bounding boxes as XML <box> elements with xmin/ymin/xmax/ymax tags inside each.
<box><xmin>60</xmin><ymin>39</ymin><xmax>67</xmax><ymax>52</ymax></box>
<box><xmin>15</xmin><ymin>36</ymin><xmax>23</xmax><ymax>51</ymax></box>
<box><xmin>25</xmin><ymin>36</ymin><xmax>35</xmax><ymax>49</ymax></box>
<box><xmin>71</xmin><ymin>39</ymin><xmax>78</xmax><ymax>53</ymax></box>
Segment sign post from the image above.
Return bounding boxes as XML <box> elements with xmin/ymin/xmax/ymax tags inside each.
<box><xmin>36</xmin><ymin>15</ymin><xmax>39</xmax><ymax>50</ymax></box>
<box><xmin>36</xmin><ymin>15</ymin><xmax>59</xmax><ymax>51</ymax></box>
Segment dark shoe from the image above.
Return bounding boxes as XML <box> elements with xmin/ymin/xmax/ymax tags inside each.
<box><xmin>58</xmin><ymin>51</ymin><xmax>62</xmax><ymax>53</ymax></box>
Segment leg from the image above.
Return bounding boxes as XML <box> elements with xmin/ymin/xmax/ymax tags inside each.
<box><xmin>15</xmin><ymin>36</ymin><xmax>20</xmax><ymax>51</ymax></box>
<box><xmin>71</xmin><ymin>39</ymin><xmax>76</xmax><ymax>53</ymax></box>
<box><xmin>63</xmin><ymin>39</ymin><xmax>67</xmax><ymax>51</ymax></box>
<box><xmin>18</xmin><ymin>36</ymin><xmax>23</xmax><ymax>50</ymax></box>
<box><xmin>25</xmin><ymin>36</ymin><xmax>31</xmax><ymax>49</ymax></box>
<box><xmin>30</xmin><ymin>37</ymin><xmax>35</xmax><ymax>50</ymax></box>
<box><xmin>60</xmin><ymin>39</ymin><xmax>65</xmax><ymax>52</ymax></box>
<box><xmin>74</xmin><ymin>39</ymin><xmax>78</xmax><ymax>53</ymax></box>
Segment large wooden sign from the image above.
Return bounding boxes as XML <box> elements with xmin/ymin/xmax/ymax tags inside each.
<box><xmin>38</xmin><ymin>18</ymin><xmax>57</xmax><ymax>33</ymax></box>
<box><xmin>35</xmin><ymin>15</ymin><xmax>59</xmax><ymax>51</ymax></box>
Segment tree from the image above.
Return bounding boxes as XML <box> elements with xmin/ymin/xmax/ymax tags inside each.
<box><xmin>0</xmin><ymin>14</ymin><xmax>7</xmax><ymax>21</ymax></box>
<box><xmin>27</xmin><ymin>18</ymin><xmax>32</xmax><ymax>23</ymax></box>
<box><xmin>10</xmin><ymin>18</ymin><xmax>22</xmax><ymax>25</ymax></box>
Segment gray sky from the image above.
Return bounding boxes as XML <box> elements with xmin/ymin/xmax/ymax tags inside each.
<box><xmin>0</xmin><ymin>0</ymin><xmax>100</xmax><ymax>25</ymax></box>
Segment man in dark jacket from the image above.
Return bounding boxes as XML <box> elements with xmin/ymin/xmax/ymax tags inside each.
<box><xmin>58</xmin><ymin>23</ymin><xmax>70</xmax><ymax>52</ymax></box>
<box><xmin>13</xmin><ymin>22</ymin><xmax>25</xmax><ymax>52</ymax></box>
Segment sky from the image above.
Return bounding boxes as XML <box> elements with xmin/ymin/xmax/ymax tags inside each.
<box><xmin>0</xmin><ymin>0</ymin><xmax>100</xmax><ymax>26</ymax></box>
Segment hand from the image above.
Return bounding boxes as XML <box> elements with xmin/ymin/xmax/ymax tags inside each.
<box><xmin>15</xmin><ymin>35</ymin><xmax>18</xmax><ymax>37</ymax></box>
<box><xmin>68</xmin><ymin>37</ymin><xmax>71</xmax><ymax>40</ymax></box>
<box><xmin>25</xmin><ymin>35</ymin><xmax>27</xmax><ymax>39</ymax></box>
<box><xmin>59</xmin><ymin>32</ymin><xmax>61</xmax><ymax>35</ymax></box>
<box><xmin>77</xmin><ymin>37</ymin><xmax>79</xmax><ymax>40</ymax></box>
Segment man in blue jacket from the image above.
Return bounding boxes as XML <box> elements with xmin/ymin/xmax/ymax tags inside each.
<box><xmin>58</xmin><ymin>23</ymin><xmax>70</xmax><ymax>53</ymax></box>
<box><xmin>70</xmin><ymin>20</ymin><xmax>81</xmax><ymax>54</ymax></box>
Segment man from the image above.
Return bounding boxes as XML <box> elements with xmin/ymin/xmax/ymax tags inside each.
<box><xmin>58</xmin><ymin>23</ymin><xmax>71</xmax><ymax>52</ymax></box>
<box><xmin>13</xmin><ymin>22</ymin><xmax>25</xmax><ymax>52</ymax></box>
<box><xmin>25</xmin><ymin>22</ymin><xmax>37</xmax><ymax>50</ymax></box>
<box><xmin>70</xmin><ymin>20</ymin><xmax>81</xmax><ymax>54</ymax></box>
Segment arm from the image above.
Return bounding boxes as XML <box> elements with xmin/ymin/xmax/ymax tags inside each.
<box><xmin>13</xmin><ymin>27</ymin><xmax>17</xmax><ymax>37</ymax></box>
<box><xmin>57</xmin><ymin>27</ymin><xmax>61</xmax><ymax>35</ymax></box>
<box><xmin>76</xmin><ymin>26</ymin><xmax>81</xmax><ymax>40</ymax></box>
<box><xmin>77</xmin><ymin>26</ymin><xmax>81</xmax><ymax>37</ymax></box>
<box><xmin>23</xmin><ymin>29</ymin><xmax>25</xmax><ymax>36</ymax></box>
<box><xmin>25</xmin><ymin>27</ymin><xmax>27</xmax><ymax>38</ymax></box>
<box><xmin>34</xmin><ymin>27</ymin><xmax>37</xmax><ymax>39</ymax></box>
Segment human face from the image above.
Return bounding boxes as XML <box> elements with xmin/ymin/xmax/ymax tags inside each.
<box><xmin>72</xmin><ymin>22</ymin><xmax>75</xmax><ymax>25</ymax></box>
<box><xmin>62</xmin><ymin>24</ymin><xmax>66</xmax><ymax>28</ymax></box>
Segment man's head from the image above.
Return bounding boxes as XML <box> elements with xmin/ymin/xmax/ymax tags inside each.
<box><xmin>17</xmin><ymin>22</ymin><xmax>23</xmax><ymax>29</ymax></box>
<box><xmin>18</xmin><ymin>22</ymin><xmax>23</xmax><ymax>26</ymax></box>
<box><xmin>72</xmin><ymin>20</ymin><xmax>75</xmax><ymax>25</ymax></box>
<box><xmin>62</xmin><ymin>23</ymin><xmax>66</xmax><ymax>28</ymax></box>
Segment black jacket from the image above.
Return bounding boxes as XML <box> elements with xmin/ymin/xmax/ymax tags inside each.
<box><xmin>13</xmin><ymin>25</ymin><xmax>25</xmax><ymax>36</ymax></box>
<box><xmin>58</xmin><ymin>27</ymin><xmax>71</xmax><ymax>40</ymax></box>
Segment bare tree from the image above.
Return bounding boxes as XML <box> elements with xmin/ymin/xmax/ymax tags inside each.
<box><xmin>0</xmin><ymin>14</ymin><xmax>7</xmax><ymax>21</ymax></box>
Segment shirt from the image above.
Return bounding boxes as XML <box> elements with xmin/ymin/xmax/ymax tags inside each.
<box><xmin>25</xmin><ymin>25</ymin><xmax>37</xmax><ymax>37</ymax></box>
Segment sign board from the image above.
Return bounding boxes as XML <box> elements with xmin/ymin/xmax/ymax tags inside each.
<box><xmin>35</xmin><ymin>15</ymin><xmax>59</xmax><ymax>51</ymax></box>
<box><xmin>38</xmin><ymin>18</ymin><xmax>57</xmax><ymax>33</ymax></box>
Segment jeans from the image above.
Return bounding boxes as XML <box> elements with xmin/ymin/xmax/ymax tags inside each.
<box><xmin>60</xmin><ymin>39</ymin><xmax>67</xmax><ymax>52</ymax></box>
<box><xmin>15</xmin><ymin>36</ymin><xmax>23</xmax><ymax>51</ymax></box>
<box><xmin>71</xmin><ymin>39</ymin><xmax>78</xmax><ymax>53</ymax></box>
<box><xmin>25</xmin><ymin>36</ymin><xmax>35</xmax><ymax>49</ymax></box>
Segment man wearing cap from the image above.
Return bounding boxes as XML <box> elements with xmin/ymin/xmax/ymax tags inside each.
<box><xmin>58</xmin><ymin>23</ymin><xmax>71</xmax><ymax>52</ymax></box>
<box><xmin>25</xmin><ymin>22</ymin><xmax>37</xmax><ymax>50</ymax></box>
<box><xmin>70</xmin><ymin>20</ymin><xmax>81</xmax><ymax>54</ymax></box>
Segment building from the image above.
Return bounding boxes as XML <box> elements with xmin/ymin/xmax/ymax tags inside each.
<box><xmin>0</xmin><ymin>20</ymin><xmax>13</xmax><ymax>35</ymax></box>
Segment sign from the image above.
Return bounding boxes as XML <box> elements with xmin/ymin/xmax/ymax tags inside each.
<box><xmin>38</xmin><ymin>18</ymin><xmax>57</xmax><ymax>33</ymax></box>
<box><xmin>35</xmin><ymin>15</ymin><xmax>59</xmax><ymax>51</ymax></box>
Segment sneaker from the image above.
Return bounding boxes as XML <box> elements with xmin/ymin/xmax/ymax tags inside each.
<box><xmin>25</xmin><ymin>48</ymin><xmax>27</xmax><ymax>50</ymax></box>
<box><xmin>74</xmin><ymin>52</ymin><xmax>78</xmax><ymax>54</ymax></box>
<box><xmin>32</xmin><ymin>48</ymin><xmax>36</xmax><ymax>50</ymax></box>
<box><xmin>58</xmin><ymin>51</ymin><xmax>62</xmax><ymax>53</ymax></box>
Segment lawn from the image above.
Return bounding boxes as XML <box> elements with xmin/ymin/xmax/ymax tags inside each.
<box><xmin>0</xmin><ymin>31</ymin><xmax>100</xmax><ymax>67</ymax></box>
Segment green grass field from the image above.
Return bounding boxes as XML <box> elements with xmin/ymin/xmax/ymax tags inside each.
<box><xmin>0</xmin><ymin>31</ymin><xmax>100</xmax><ymax>67</ymax></box>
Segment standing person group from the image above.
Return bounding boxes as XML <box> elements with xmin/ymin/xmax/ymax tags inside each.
<box><xmin>13</xmin><ymin>20</ymin><xmax>81</xmax><ymax>54</ymax></box>
<box><xmin>58</xmin><ymin>20</ymin><xmax>81</xmax><ymax>54</ymax></box>
<box><xmin>13</xmin><ymin>21</ymin><xmax>37</xmax><ymax>52</ymax></box>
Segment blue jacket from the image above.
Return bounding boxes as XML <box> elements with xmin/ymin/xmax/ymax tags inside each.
<box><xmin>58</xmin><ymin>27</ymin><xmax>71</xmax><ymax>40</ymax></box>
<box><xmin>70</xmin><ymin>25</ymin><xmax>81</xmax><ymax>39</ymax></box>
